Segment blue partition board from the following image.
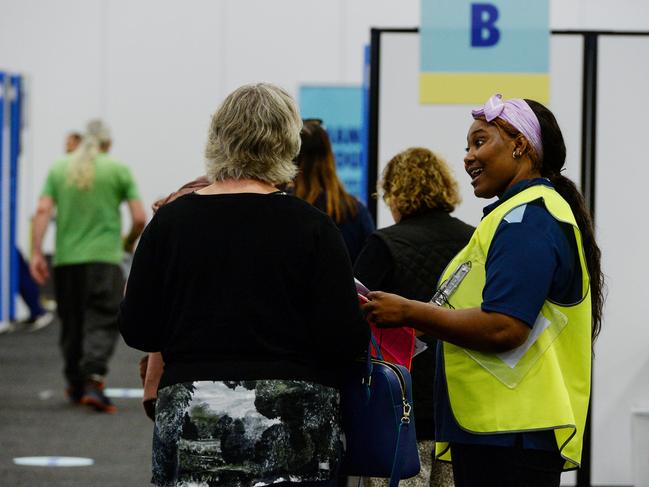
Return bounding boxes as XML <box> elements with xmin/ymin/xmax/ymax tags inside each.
<box><xmin>9</xmin><ymin>75</ymin><xmax>21</xmax><ymax>319</ymax></box>
<box><xmin>299</xmin><ymin>85</ymin><xmax>367</xmax><ymax>204</ymax></box>
<box><xmin>360</xmin><ymin>45</ymin><xmax>371</xmax><ymax>205</ymax></box>
<box><xmin>0</xmin><ymin>72</ymin><xmax>6</xmax><ymax>320</ymax></box>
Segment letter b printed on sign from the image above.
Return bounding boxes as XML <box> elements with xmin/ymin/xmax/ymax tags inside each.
<box><xmin>471</xmin><ymin>3</ymin><xmax>500</xmax><ymax>47</ymax></box>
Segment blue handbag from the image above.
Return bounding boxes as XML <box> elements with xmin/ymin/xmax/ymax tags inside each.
<box><xmin>340</xmin><ymin>337</ymin><xmax>420</xmax><ymax>486</ymax></box>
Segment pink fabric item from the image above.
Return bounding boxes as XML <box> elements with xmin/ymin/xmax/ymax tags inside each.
<box><xmin>358</xmin><ymin>294</ymin><xmax>415</xmax><ymax>370</ymax></box>
<box><xmin>370</xmin><ymin>324</ymin><xmax>415</xmax><ymax>370</ymax></box>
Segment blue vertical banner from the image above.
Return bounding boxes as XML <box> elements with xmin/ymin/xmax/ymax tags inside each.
<box><xmin>0</xmin><ymin>72</ymin><xmax>8</xmax><ymax>324</ymax></box>
<box><xmin>420</xmin><ymin>0</ymin><xmax>549</xmax><ymax>104</ymax></box>
<box><xmin>0</xmin><ymin>72</ymin><xmax>21</xmax><ymax>325</ymax></box>
<box><xmin>298</xmin><ymin>85</ymin><xmax>367</xmax><ymax>204</ymax></box>
<box><xmin>360</xmin><ymin>45</ymin><xmax>371</xmax><ymax>205</ymax></box>
<box><xmin>8</xmin><ymin>75</ymin><xmax>21</xmax><ymax>319</ymax></box>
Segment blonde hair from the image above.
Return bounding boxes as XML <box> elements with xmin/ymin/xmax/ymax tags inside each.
<box><xmin>204</xmin><ymin>83</ymin><xmax>302</xmax><ymax>185</ymax></box>
<box><xmin>67</xmin><ymin>119</ymin><xmax>111</xmax><ymax>190</ymax></box>
<box><xmin>380</xmin><ymin>147</ymin><xmax>460</xmax><ymax>217</ymax></box>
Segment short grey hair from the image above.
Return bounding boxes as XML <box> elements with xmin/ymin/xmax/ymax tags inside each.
<box><xmin>205</xmin><ymin>83</ymin><xmax>302</xmax><ymax>185</ymax></box>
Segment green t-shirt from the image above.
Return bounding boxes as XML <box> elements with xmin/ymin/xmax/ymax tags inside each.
<box><xmin>41</xmin><ymin>154</ymin><xmax>140</xmax><ymax>266</ymax></box>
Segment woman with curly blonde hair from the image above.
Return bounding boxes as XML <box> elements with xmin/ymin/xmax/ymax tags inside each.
<box><xmin>381</xmin><ymin>147</ymin><xmax>461</xmax><ymax>219</ymax></box>
<box><xmin>354</xmin><ymin>147</ymin><xmax>474</xmax><ymax>487</ymax></box>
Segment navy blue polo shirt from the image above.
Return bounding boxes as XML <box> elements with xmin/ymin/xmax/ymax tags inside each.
<box><xmin>434</xmin><ymin>178</ymin><xmax>583</xmax><ymax>450</ymax></box>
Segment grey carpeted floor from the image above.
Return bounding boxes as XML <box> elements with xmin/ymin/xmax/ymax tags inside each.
<box><xmin>0</xmin><ymin>315</ymin><xmax>153</xmax><ymax>486</ymax></box>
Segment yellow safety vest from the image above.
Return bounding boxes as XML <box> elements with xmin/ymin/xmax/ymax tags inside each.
<box><xmin>435</xmin><ymin>185</ymin><xmax>591</xmax><ymax>471</ymax></box>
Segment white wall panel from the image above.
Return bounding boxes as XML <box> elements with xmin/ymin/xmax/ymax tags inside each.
<box><xmin>104</xmin><ymin>0</ymin><xmax>225</xmax><ymax>211</ymax></box>
<box><xmin>343</xmin><ymin>0</ymin><xmax>420</xmax><ymax>82</ymax></box>
<box><xmin>593</xmin><ymin>35</ymin><xmax>649</xmax><ymax>486</ymax></box>
<box><xmin>1</xmin><ymin>0</ymin><xmax>425</xmax><ymax>250</ymax></box>
<box><xmin>377</xmin><ymin>32</ymin><xmax>484</xmax><ymax>228</ymax></box>
<box><xmin>578</xmin><ymin>0</ymin><xmax>649</xmax><ymax>31</ymax></box>
<box><xmin>223</xmin><ymin>0</ymin><xmax>342</xmax><ymax>93</ymax></box>
<box><xmin>550</xmin><ymin>0</ymin><xmax>582</xmax><ymax>31</ymax></box>
<box><xmin>549</xmin><ymin>34</ymin><xmax>583</xmax><ymax>188</ymax></box>
<box><xmin>1</xmin><ymin>0</ymin><xmax>104</xmax><ymax>252</ymax></box>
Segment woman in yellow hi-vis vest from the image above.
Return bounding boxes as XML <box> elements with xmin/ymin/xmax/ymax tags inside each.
<box><xmin>363</xmin><ymin>94</ymin><xmax>604</xmax><ymax>487</ymax></box>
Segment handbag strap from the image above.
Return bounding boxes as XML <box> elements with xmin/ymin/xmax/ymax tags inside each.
<box><xmin>362</xmin><ymin>335</ymin><xmax>384</xmax><ymax>400</ymax></box>
<box><xmin>370</xmin><ymin>334</ymin><xmax>384</xmax><ymax>361</ymax></box>
<box><xmin>388</xmin><ymin>421</ymin><xmax>408</xmax><ymax>487</ymax></box>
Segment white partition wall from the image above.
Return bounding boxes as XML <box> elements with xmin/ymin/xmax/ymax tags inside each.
<box><xmin>593</xmin><ymin>35</ymin><xmax>649</xmax><ymax>487</ymax></box>
<box><xmin>0</xmin><ymin>0</ymin><xmax>422</xmax><ymax>253</ymax></box>
<box><xmin>375</xmin><ymin>31</ymin><xmax>488</xmax><ymax>228</ymax></box>
<box><xmin>372</xmin><ymin>30</ymin><xmax>583</xmax><ymax>230</ymax></box>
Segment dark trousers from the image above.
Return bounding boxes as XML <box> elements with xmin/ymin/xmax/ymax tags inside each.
<box><xmin>54</xmin><ymin>263</ymin><xmax>124</xmax><ymax>387</ymax></box>
<box><xmin>451</xmin><ymin>442</ymin><xmax>564</xmax><ymax>487</ymax></box>
<box><xmin>17</xmin><ymin>249</ymin><xmax>44</xmax><ymax>319</ymax></box>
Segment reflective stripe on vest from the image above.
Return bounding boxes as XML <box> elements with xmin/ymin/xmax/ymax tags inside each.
<box><xmin>434</xmin><ymin>185</ymin><xmax>591</xmax><ymax>471</ymax></box>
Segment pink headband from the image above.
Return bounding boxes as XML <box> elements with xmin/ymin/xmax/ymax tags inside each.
<box><xmin>471</xmin><ymin>94</ymin><xmax>543</xmax><ymax>160</ymax></box>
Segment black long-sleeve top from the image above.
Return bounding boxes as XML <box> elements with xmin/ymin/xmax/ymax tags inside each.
<box><xmin>119</xmin><ymin>192</ymin><xmax>369</xmax><ymax>389</ymax></box>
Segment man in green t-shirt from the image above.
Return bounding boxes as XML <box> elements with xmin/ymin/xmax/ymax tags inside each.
<box><xmin>30</xmin><ymin>120</ymin><xmax>146</xmax><ymax>413</ymax></box>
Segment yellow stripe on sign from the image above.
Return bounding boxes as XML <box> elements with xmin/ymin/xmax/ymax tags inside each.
<box><xmin>419</xmin><ymin>73</ymin><xmax>550</xmax><ymax>105</ymax></box>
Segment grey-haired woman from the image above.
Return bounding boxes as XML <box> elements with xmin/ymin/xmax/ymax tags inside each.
<box><xmin>119</xmin><ymin>83</ymin><xmax>369</xmax><ymax>487</ymax></box>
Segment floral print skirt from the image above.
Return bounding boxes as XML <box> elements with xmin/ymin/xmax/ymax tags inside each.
<box><xmin>152</xmin><ymin>380</ymin><xmax>342</xmax><ymax>487</ymax></box>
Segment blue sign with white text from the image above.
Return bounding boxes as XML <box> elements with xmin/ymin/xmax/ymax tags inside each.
<box><xmin>299</xmin><ymin>85</ymin><xmax>367</xmax><ymax>204</ymax></box>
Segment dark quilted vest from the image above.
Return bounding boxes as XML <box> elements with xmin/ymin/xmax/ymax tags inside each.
<box><xmin>376</xmin><ymin>210</ymin><xmax>474</xmax><ymax>439</ymax></box>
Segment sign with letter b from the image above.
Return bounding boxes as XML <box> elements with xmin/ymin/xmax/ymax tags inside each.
<box><xmin>420</xmin><ymin>0</ymin><xmax>549</xmax><ymax>104</ymax></box>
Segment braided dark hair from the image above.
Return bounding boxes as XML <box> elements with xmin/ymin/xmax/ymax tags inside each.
<box><xmin>524</xmin><ymin>99</ymin><xmax>604</xmax><ymax>342</ymax></box>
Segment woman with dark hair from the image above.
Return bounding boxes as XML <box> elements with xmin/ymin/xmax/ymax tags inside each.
<box><xmin>363</xmin><ymin>94</ymin><xmax>603</xmax><ymax>486</ymax></box>
<box><xmin>119</xmin><ymin>83</ymin><xmax>368</xmax><ymax>487</ymax></box>
<box><xmin>355</xmin><ymin>147</ymin><xmax>473</xmax><ymax>487</ymax></box>
<box><xmin>294</xmin><ymin>120</ymin><xmax>374</xmax><ymax>262</ymax></box>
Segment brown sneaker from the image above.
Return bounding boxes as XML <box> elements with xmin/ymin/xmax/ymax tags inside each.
<box><xmin>80</xmin><ymin>380</ymin><xmax>117</xmax><ymax>413</ymax></box>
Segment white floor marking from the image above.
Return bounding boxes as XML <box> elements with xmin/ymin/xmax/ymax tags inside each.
<box><xmin>13</xmin><ymin>456</ymin><xmax>95</xmax><ymax>467</ymax></box>
<box><xmin>38</xmin><ymin>390</ymin><xmax>54</xmax><ymax>400</ymax></box>
<box><xmin>104</xmin><ymin>388</ymin><xmax>143</xmax><ymax>398</ymax></box>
